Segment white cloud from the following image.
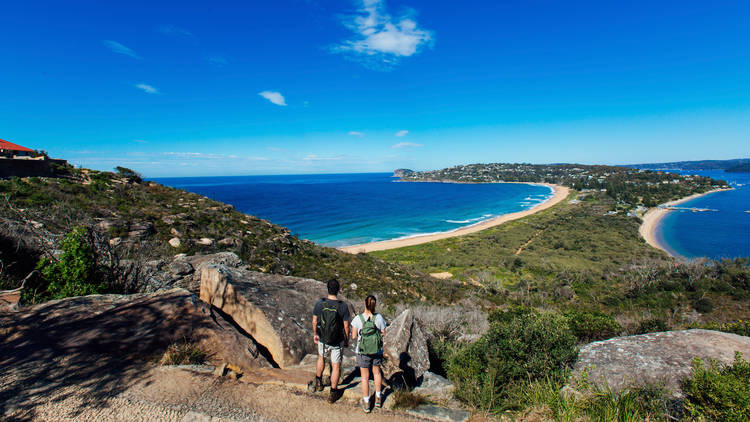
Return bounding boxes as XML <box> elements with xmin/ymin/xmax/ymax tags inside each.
<box><xmin>102</xmin><ymin>40</ymin><xmax>141</xmax><ymax>59</ymax></box>
<box><xmin>348</xmin><ymin>131</ymin><xmax>365</xmax><ymax>137</ymax></box>
<box><xmin>333</xmin><ymin>0</ymin><xmax>434</xmax><ymax>67</ymax></box>
<box><xmin>135</xmin><ymin>83</ymin><xmax>159</xmax><ymax>94</ymax></box>
<box><xmin>259</xmin><ymin>91</ymin><xmax>287</xmax><ymax>106</ymax></box>
<box><xmin>392</xmin><ymin>142</ymin><xmax>422</xmax><ymax>148</ymax></box>
<box><xmin>158</xmin><ymin>25</ymin><xmax>193</xmax><ymax>37</ymax></box>
<box><xmin>394</xmin><ymin>129</ymin><xmax>409</xmax><ymax>137</ymax></box>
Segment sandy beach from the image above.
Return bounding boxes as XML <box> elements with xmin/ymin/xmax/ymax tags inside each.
<box><xmin>639</xmin><ymin>188</ymin><xmax>732</xmax><ymax>255</ymax></box>
<box><xmin>339</xmin><ymin>183</ymin><xmax>570</xmax><ymax>254</ymax></box>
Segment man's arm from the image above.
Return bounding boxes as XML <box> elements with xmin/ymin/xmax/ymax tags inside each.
<box><xmin>312</xmin><ymin>315</ymin><xmax>319</xmax><ymax>344</ymax></box>
<box><xmin>343</xmin><ymin>320</ymin><xmax>350</xmax><ymax>347</ymax></box>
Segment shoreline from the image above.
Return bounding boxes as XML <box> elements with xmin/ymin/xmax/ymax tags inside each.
<box><xmin>338</xmin><ymin>183</ymin><xmax>571</xmax><ymax>254</ymax></box>
<box><xmin>639</xmin><ymin>188</ymin><xmax>733</xmax><ymax>257</ymax></box>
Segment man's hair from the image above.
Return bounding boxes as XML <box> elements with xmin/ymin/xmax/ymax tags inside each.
<box><xmin>327</xmin><ymin>278</ymin><xmax>340</xmax><ymax>295</ymax></box>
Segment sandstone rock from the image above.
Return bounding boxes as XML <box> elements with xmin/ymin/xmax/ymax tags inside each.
<box><xmin>571</xmin><ymin>329</ymin><xmax>750</xmax><ymax>395</ymax></box>
<box><xmin>96</xmin><ymin>219</ymin><xmax>115</xmax><ymax>231</ymax></box>
<box><xmin>196</xmin><ymin>238</ymin><xmax>214</xmax><ymax>246</ymax></box>
<box><xmin>170</xmin><ymin>260</ymin><xmax>193</xmax><ymax>276</ymax></box>
<box><xmin>214</xmin><ymin>362</ymin><xmax>227</xmax><ymax>377</ymax></box>
<box><xmin>109</xmin><ymin>237</ymin><xmax>122</xmax><ymax>247</ymax></box>
<box><xmin>162</xmin><ymin>216</ymin><xmax>175</xmax><ymax>225</ymax></box>
<box><xmin>168</xmin><ymin>237</ymin><xmax>181</xmax><ymax>248</ymax></box>
<box><xmin>412</xmin><ymin>371</ymin><xmax>455</xmax><ymax>401</ymax></box>
<box><xmin>218</xmin><ymin>237</ymin><xmax>242</xmax><ymax>248</ymax></box>
<box><xmin>170</xmin><ymin>227</ymin><xmax>183</xmax><ymax>237</ymax></box>
<box><xmin>200</xmin><ymin>264</ymin><xmax>354</xmax><ymax>368</ymax></box>
<box><xmin>128</xmin><ymin>221</ymin><xmax>155</xmax><ymax>239</ymax></box>
<box><xmin>382</xmin><ymin>309</ymin><xmax>430</xmax><ymax>382</ymax></box>
<box><xmin>0</xmin><ymin>289</ymin><xmax>270</xmax><ymax>375</ymax></box>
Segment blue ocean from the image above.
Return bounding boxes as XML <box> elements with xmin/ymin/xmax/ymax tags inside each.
<box><xmin>153</xmin><ymin>173</ymin><xmax>552</xmax><ymax>247</ymax></box>
<box><xmin>656</xmin><ymin>170</ymin><xmax>750</xmax><ymax>260</ymax></box>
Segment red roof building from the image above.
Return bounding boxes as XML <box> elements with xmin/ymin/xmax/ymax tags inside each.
<box><xmin>0</xmin><ymin>139</ymin><xmax>34</xmax><ymax>156</ymax></box>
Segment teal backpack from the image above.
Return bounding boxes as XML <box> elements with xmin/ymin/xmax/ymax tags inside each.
<box><xmin>358</xmin><ymin>314</ymin><xmax>383</xmax><ymax>355</ymax></box>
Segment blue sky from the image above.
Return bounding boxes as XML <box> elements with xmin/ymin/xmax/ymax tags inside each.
<box><xmin>2</xmin><ymin>0</ymin><xmax>749</xmax><ymax>177</ymax></box>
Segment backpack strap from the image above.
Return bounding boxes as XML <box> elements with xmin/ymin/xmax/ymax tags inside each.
<box><xmin>358</xmin><ymin>313</ymin><xmax>366</xmax><ymax>326</ymax></box>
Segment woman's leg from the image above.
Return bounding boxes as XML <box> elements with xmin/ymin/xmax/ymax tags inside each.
<box><xmin>359</xmin><ymin>366</ymin><xmax>371</xmax><ymax>399</ymax></box>
<box><xmin>372</xmin><ymin>364</ymin><xmax>382</xmax><ymax>395</ymax></box>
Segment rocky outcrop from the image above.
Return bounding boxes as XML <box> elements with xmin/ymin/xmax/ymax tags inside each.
<box><xmin>383</xmin><ymin>309</ymin><xmax>430</xmax><ymax>382</ymax></box>
<box><xmin>0</xmin><ymin>288</ymin><xmax>270</xmax><ymax>372</ymax></box>
<box><xmin>200</xmin><ymin>264</ymin><xmax>355</xmax><ymax>368</ymax></box>
<box><xmin>571</xmin><ymin>329</ymin><xmax>750</xmax><ymax>394</ymax></box>
<box><xmin>136</xmin><ymin>252</ymin><xmax>245</xmax><ymax>293</ymax></box>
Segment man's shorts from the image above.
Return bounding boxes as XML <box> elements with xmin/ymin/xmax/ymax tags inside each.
<box><xmin>357</xmin><ymin>353</ymin><xmax>383</xmax><ymax>369</ymax></box>
<box><xmin>318</xmin><ymin>342</ymin><xmax>343</xmax><ymax>364</ymax></box>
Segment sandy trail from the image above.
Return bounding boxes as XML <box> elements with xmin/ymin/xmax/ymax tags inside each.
<box><xmin>639</xmin><ymin>188</ymin><xmax>732</xmax><ymax>255</ymax></box>
<box><xmin>339</xmin><ymin>184</ymin><xmax>570</xmax><ymax>254</ymax></box>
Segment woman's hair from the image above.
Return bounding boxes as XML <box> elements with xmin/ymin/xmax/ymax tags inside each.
<box><xmin>365</xmin><ymin>295</ymin><xmax>377</xmax><ymax>313</ymax></box>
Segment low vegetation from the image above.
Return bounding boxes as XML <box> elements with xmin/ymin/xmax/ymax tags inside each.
<box><xmin>0</xmin><ymin>169</ymin><xmax>459</xmax><ymax>303</ymax></box>
<box><xmin>682</xmin><ymin>353</ymin><xmax>750</xmax><ymax>421</ymax></box>
<box><xmin>391</xmin><ymin>389</ymin><xmax>430</xmax><ymax>410</ymax></box>
<box><xmin>160</xmin><ymin>341</ymin><xmax>207</xmax><ymax>365</ymax></box>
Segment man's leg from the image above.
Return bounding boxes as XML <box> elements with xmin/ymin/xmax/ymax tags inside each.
<box><xmin>331</xmin><ymin>362</ymin><xmax>341</xmax><ymax>390</ymax></box>
<box><xmin>316</xmin><ymin>353</ymin><xmax>325</xmax><ymax>378</ymax></box>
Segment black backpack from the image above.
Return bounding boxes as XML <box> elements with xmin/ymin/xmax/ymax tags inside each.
<box><xmin>317</xmin><ymin>299</ymin><xmax>344</xmax><ymax>345</ymax></box>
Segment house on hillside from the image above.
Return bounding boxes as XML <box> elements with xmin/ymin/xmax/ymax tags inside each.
<box><xmin>0</xmin><ymin>139</ymin><xmax>34</xmax><ymax>158</ymax></box>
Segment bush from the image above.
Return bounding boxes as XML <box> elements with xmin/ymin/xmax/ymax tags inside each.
<box><xmin>636</xmin><ymin>318</ymin><xmax>669</xmax><ymax>334</ymax></box>
<box><xmin>26</xmin><ymin>227</ymin><xmax>105</xmax><ymax>303</ymax></box>
<box><xmin>115</xmin><ymin>166</ymin><xmax>142</xmax><ymax>183</ymax></box>
<box><xmin>690</xmin><ymin>320</ymin><xmax>750</xmax><ymax>337</ymax></box>
<box><xmin>447</xmin><ymin>307</ymin><xmax>578</xmax><ymax>410</ymax></box>
<box><xmin>694</xmin><ymin>297</ymin><xmax>715</xmax><ymax>314</ymax></box>
<box><xmin>564</xmin><ymin>309</ymin><xmax>622</xmax><ymax>342</ymax></box>
<box><xmin>391</xmin><ymin>389</ymin><xmax>430</xmax><ymax>409</ymax></box>
<box><xmin>682</xmin><ymin>352</ymin><xmax>750</xmax><ymax>421</ymax></box>
<box><xmin>160</xmin><ymin>341</ymin><xmax>207</xmax><ymax>365</ymax></box>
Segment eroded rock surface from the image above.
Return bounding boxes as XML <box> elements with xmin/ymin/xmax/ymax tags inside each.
<box><xmin>382</xmin><ymin>309</ymin><xmax>430</xmax><ymax>382</ymax></box>
<box><xmin>571</xmin><ymin>329</ymin><xmax>750</xmax><ymax>394</ymax></box>
<box><xmin>200</xmin><ymin>264</ymin><xmax>354</xmax><ymax>368</ymax></box>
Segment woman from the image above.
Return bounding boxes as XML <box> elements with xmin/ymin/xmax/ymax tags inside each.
<box><xmin>351</xmin><ymin>295</ymin><xmax>387</xmax><ymax>413</ymax></box>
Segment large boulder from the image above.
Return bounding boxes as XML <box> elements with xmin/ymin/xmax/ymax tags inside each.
<box><xmin>382</xmin><ymin>309</ymin><xmax>430</xmax><ymax>382</ymax></box>
<box><xmin>571</xmin><ymin>329</ymin><xmax>750</xmax><ymax>394</ymax></box>
<box><xmin>0</xmin><ymin>288</ymin><xmax>270</xmax><ymax>373</ymax></box>
<box><xmin>200</xmin><ymin>264</ymin><xmax>354</xmax><ymax>368</ymax></box>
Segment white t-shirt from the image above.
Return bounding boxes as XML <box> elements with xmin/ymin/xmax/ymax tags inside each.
<box><xmin>351</xmin><ymin>313</ymin><xmax>386</xmax><ymax>354</ymax></box>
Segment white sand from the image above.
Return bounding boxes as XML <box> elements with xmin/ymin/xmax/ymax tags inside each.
<box><xmin>339</xmin><ymin>184</ymin><xmax>570</xmax><ymax>253</ymax></box>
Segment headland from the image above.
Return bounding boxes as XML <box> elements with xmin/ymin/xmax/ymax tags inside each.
<box><xmin>339</xmin><ymin>183</ymin><xmax>570</xmax><ymax>253</ymax></box>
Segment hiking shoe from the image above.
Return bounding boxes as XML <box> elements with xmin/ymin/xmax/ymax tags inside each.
<box><xmin>375</xmin><ymin>395</ymin><xmax>382</xmax><ymax>408</ymax></box>
<box><xmin>328</xmin><ymin>389</ymin><xmax>337</xmax><ymax>404</ymax></box>
<box><xmin>314</xmin><ymin>377</ymin><xmax>323</xmax><ymax>392</ymax></box>
<box><xmin>362</xmin><ymin>399</ymin><xmax>371</xmax><ymax>413</ymax></box>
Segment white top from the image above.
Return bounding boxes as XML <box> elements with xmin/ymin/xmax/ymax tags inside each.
<box><xmin>351</xmin><ymin>313</ymin><xmax>386</xmax><ymax>354</ymax></box>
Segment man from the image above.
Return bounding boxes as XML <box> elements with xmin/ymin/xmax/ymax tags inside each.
<box><xmin>312</xmin><ymin>278</ymin><xmax>350</xmax><ymax>403</ymax></box>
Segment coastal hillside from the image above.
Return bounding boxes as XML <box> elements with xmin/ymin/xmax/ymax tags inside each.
<box><xmin>400</xmin><ymin>162</ymin><xmax>728</xmax><ymax>207</ymax></box>
<box><xmin>0</xmin><ymin>167</ymin><xmax>456</xmax><ymax>303</ymax></box>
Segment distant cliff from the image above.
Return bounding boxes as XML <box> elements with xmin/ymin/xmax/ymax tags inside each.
<box><xmin>627</xmin><ymin>158</ymin><xmax>750</xmax><ymax>171</ymax></box>
<box><xmin>393</xmin><ymin>168</ymin><xmax>414</xmax><ymax>178</ymax></box>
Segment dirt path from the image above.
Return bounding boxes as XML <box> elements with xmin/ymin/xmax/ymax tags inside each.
<box><xmin>3</xmin><ymin>364</ymin><xmax>429</xmax><ymax>422</ymax></box>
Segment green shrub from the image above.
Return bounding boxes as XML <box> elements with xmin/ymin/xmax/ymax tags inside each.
<box><xmin>690</xmin><ymin>320</ymin><xmax>750</xmax><ymax>337</ymax></box>
<box><xmin>564</xmin><ymin>309</ymin><xmax>622</xmax><ymax>342</ymax></box>
<box><xmin>115</xmin><ymin>166</ymin><xmax>142</xmax><ymax>183</ymax></box>
<box><xmin>25</xmin><ymin>227</ymin><xmax>105</xmax><ymax>303</ymax></box>
<box><xmin>160</xmin><ymin>341</ymin><xmax>207</xmax><ymax>365</ymax></box>
<box><xmin>636</xmin><ymin>318</ymin><xmax>669</xmax><ymax>334</ymax></box>
<box><xmin>447</xmin><ymin>307</ymin><xmax>578</xmax><ymax>410</ymax></box>
<box><xmin>682</xmin><ymin>353</ymin><xmax>750</xmax><ymax>421</ymax></box>
<box><xmin>694</xmin><ymin>297</ymin><xmax>715</xmax><ymax>314</ymax></box>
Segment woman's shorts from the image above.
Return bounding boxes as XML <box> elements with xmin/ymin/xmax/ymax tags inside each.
<box><xmin>357</xmin><ymin>353</ymin><xmax>383</xmax><ymax>368</ymax></box>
